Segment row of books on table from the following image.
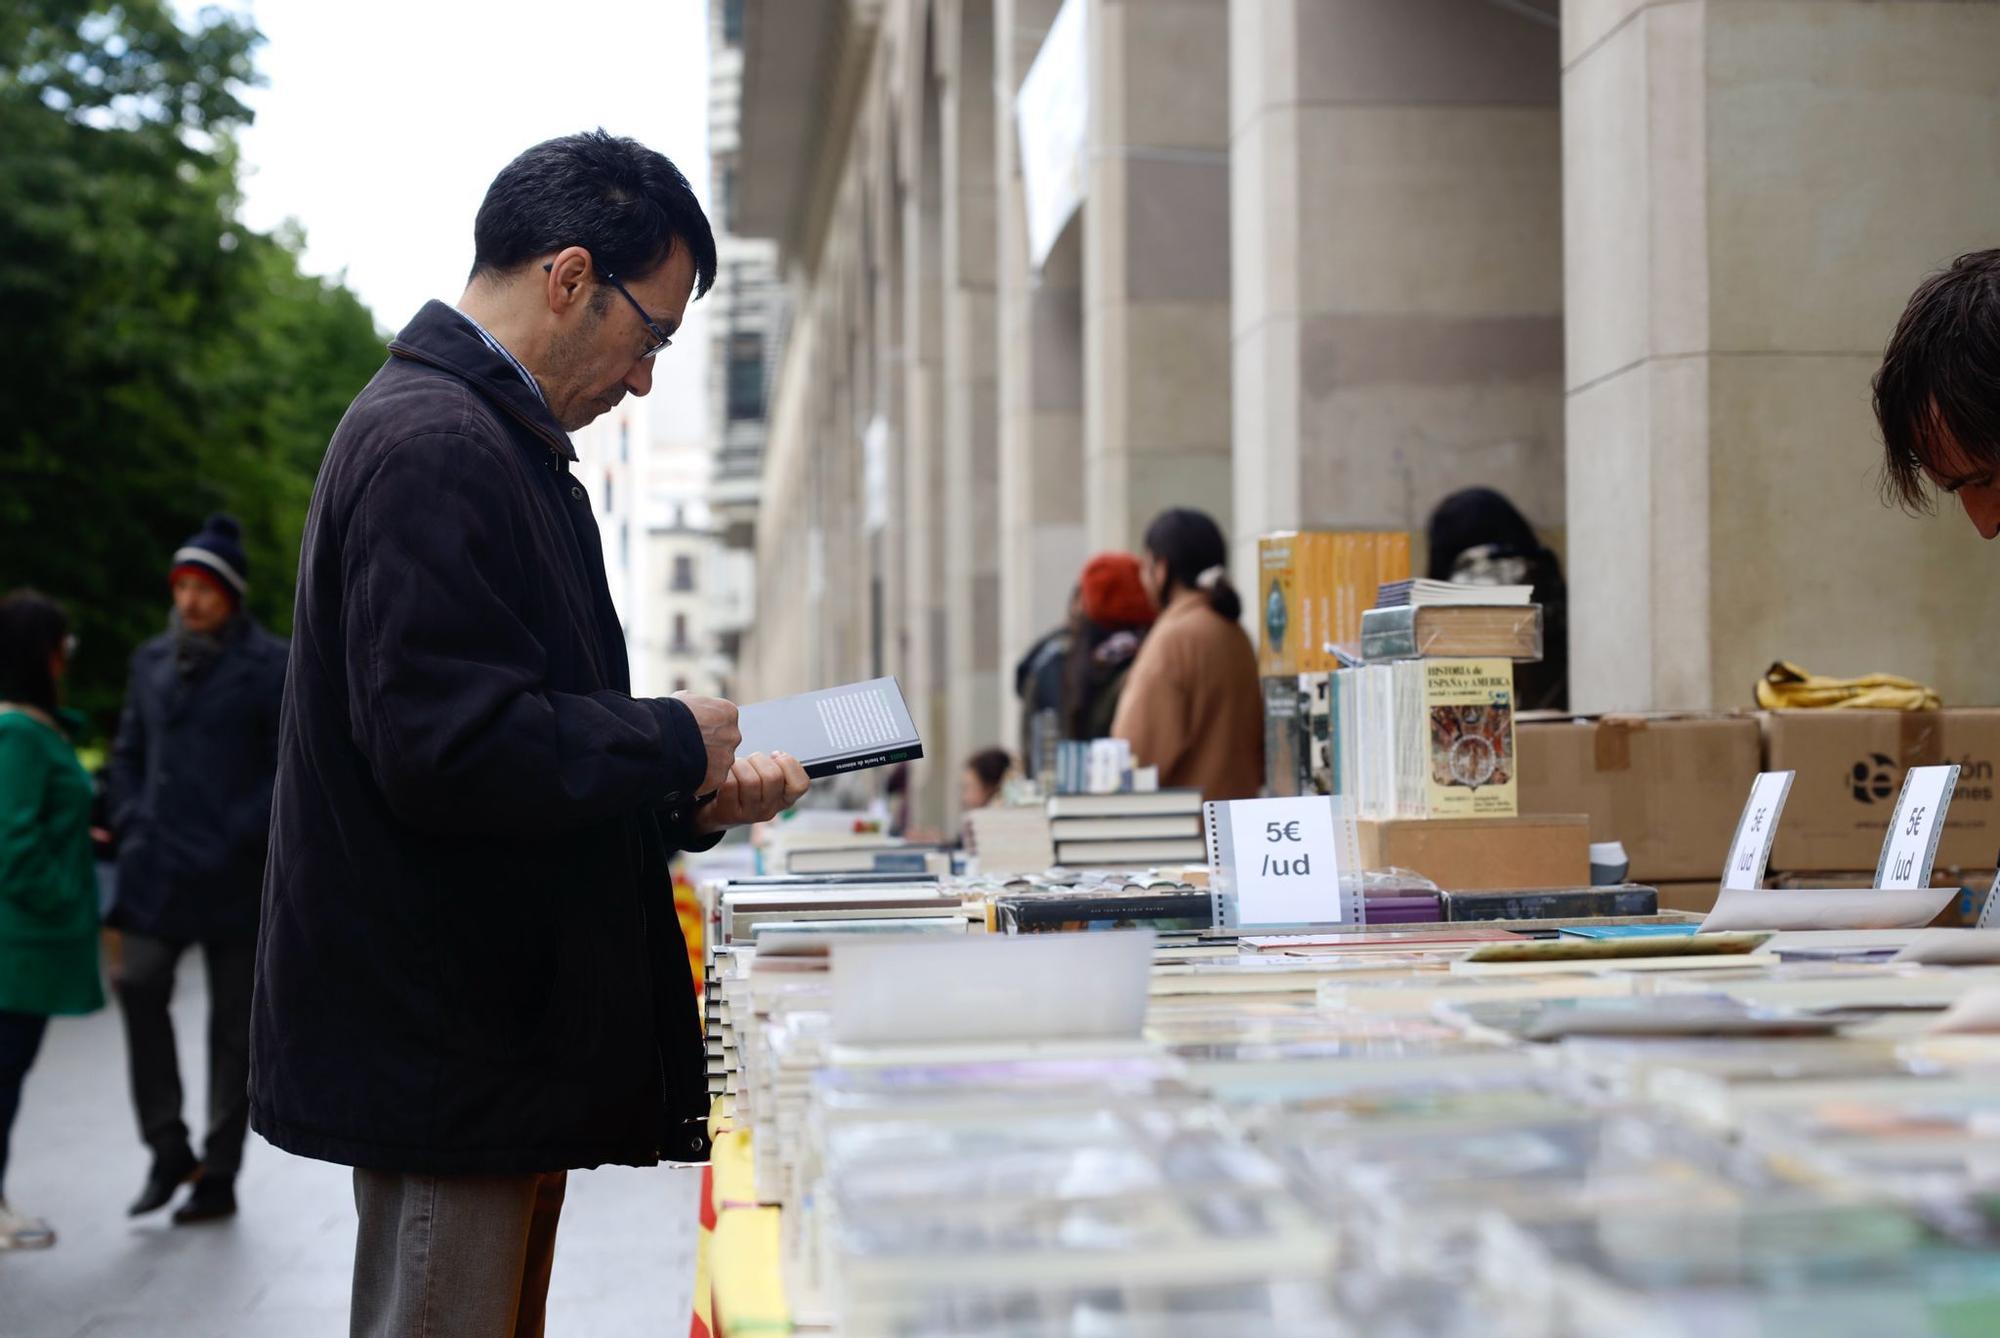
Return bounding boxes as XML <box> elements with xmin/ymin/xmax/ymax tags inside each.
<box><xmin>698</xmin><ymin>863</ymin><xmax>2000</xmax><ymax>1336</ymax></box>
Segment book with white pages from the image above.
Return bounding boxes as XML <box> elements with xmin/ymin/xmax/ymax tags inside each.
<box><xmin>733</xmin><ymin>676</ymin><xmax>923</xmax><ymax>779</ymax></box>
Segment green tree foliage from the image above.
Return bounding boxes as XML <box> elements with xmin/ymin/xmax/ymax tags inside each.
<box><xmin>0</xmin><ymin>0</ymin><xmax>385</xmax><ymax>732</ymax></box>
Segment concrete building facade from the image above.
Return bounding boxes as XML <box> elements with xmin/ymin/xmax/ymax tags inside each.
<box><xmin>725</xmin><ymin>0</ymin><xmax>2000</xmax><ymax>824</ymax></box>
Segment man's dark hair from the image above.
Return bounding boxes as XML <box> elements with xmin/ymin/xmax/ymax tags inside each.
<box><xmin>0</xmin><ymin>588</ymin><xmax>70</xmax><ymax>715</ymax></box>
<box><xmin>1875</xmin><ymin>249</ymin><xmax>2000</xmax><ymax>512</ymax></box>
<box><xmin>471</xmin><ymin>129</ymin><xmax>718</xmax><ymax>298</ymax></box>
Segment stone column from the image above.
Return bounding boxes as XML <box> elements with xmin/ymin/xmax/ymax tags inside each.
<box><xmin>1562</xmin><ymin>0</ymin><xmax>2000</xmax><ymax>711</ymax></box>
<box><xmin>939</xmin><ymin>0</ymin><xmax>1005</xmax><ymax>804</ymax></box>
<box><xmin>901</xmin><ymin>43</ymin><xmax>952</xmax><ymax>832</ymax></box>
<box><xmin>997</xmin><ymin>0</ymin><xmax>1088</xmax><ymax>758</ymax></box>
<box><xmin>1083</xmin><ymin>0</ymin><xmax>1233</xmax><ymax>552</ymax></box>
<box><xmin>1229</xmin><ymin>0</ymin><xmax>1565</xmax><ymax>589</ymax></box>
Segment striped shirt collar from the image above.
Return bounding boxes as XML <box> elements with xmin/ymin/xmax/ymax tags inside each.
<box><xmin>453</xmin><ymin>307</ymin><xmax>546</xmax><ymax>405</ymax></box>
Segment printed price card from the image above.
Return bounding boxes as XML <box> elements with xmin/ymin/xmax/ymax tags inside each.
<box><xmin>1220</xmin><ymin>796</ymin><xmax>1346</xmax><ymax>926</ymax></box>
<box><xmin>1721</xmin><ymin>771</ymin><xmax>1794</xmax><ymax>891</ymax></box>
<box><xmin>1875</xmin><ymin>764</ymin><xmax>1960</xmax><ymax>890</ymax></box>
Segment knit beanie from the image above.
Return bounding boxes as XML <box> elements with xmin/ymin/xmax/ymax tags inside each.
<box><xmin>170</xmin><ymin>514</ymin><xmax>249</xmax><ymax>604</ymax></box>
<box><xmin>1079</xmin><ymin>551</ymin><xmax>1154</xmax><ymax>629</ymax></box>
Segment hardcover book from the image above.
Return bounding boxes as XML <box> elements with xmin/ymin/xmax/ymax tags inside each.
<box><xmin>1423</xmin><ymin>658</ymin><xmax>1518</xmax><ymax>818</ymax></box>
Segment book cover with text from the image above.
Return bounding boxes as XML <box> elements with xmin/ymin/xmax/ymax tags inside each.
<box><xmin>1424</xmin><ymin>658</ymin><xmax>1518</xmax><ymax>817</ymax></box>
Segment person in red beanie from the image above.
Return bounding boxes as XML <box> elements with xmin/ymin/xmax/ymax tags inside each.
<box><xmin>1061</xmin><ymin>552</ymin><xmax>1157</xmax><ymax>743</ymax></box>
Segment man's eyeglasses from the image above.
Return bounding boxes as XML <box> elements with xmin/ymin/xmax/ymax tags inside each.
<box><xmin>543</xmin><ymin>261</ymin><xmax>672</xmax><ymax>358</ymax></box>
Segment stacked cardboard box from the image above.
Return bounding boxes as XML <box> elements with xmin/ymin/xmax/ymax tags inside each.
<box><xmin>1355</xmin><ymin>815</ymin><xmax>1589</xmax><ymax>892</ymax></box>
<box><xmin>1759</xmin><ymin>709</ymin><xmax>2000</xmax><ymax>875</ymax></box>
<box><xmin>1516</xmin><ymin>713</ymin><xmax>1762</xmax><ymax>883</ymax></box>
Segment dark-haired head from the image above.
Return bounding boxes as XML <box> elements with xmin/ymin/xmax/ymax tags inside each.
<box><xmin>471</xmin><ymin>130</ymin><xmax>716</xmax><ymax>297</ymax></box>
<box><xmin>961</xmin><ymin>747</ymin><xmax>1012</xmax><ymax>811</ymax></box>
<box><xmin>462</xmin><ymin>131</ymin><xmax>718</xmax><ymax>433</ymax></box>
<box><xmin>1875</xmin><ymin>250</ymin><xmax>2000</xmax><ymax>535</ymax></box>
<box><xmin>0</xmin><ymin>589</ymin><xmax>70</xmax><ymax>715</ymax></box>
<box><xmin>966</xmin><ymin>747</ymin><xmax>1011</xmax><ymax>790</ymax></box>
<box><xmin>1141</xmin><ymin>508</ymin><xmax>1241</xmax><ymax>623</ymax></box>
<box><xmin>1427</xmin><ymin>487</ymin><xmax>1543</xmax><ymax>580</ymax></box>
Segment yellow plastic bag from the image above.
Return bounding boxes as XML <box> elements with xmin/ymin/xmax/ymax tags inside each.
<box><xmin>1755</xmin><ymin>661</ymin><xmax>1941</xmax><ymax>711</ymax></box>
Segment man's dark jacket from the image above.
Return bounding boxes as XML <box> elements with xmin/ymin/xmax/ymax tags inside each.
<box><xmin>108</xmin><ymin>616</ymin><xmax>288</xmax><ymax>944</ymax></box>
<box><xmin>250</xmin><ymin>302</ymin><xmax>715</xmax><ymax>1174</ymax></box>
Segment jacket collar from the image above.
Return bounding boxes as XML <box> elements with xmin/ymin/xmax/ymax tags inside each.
<box><xmin>386</xmin><ymin>301</ymin><xmax>578</xmax><ymax>462</ymax></box>
<box><xmin>1158</xmin><ymin>589</ymin><xmax>1210</xmax><ymax>625</ymax></box>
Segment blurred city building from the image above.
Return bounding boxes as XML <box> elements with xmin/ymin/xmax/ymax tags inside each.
<box><xmin>705</xmin><ymin>0</ymin><xmax>789</xmax><ymax>680</ymax></box>
<box><xmin>713</xmin><ymin>0</ymin><xmax>2000</xmax><ymax>826</ymax></box>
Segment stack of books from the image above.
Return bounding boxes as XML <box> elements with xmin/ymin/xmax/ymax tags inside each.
<box><xmin>1364</xmin><ymin>580</ymin><xmax>1542</xmax><ymax>663</ymax></box>
<box><xmin>1049</xmin><ymin>789</ymin><xmax>1206</xmax><ymax>867</ymax></box>
<box><xmin>1374</xmin><ymin>578</ymin><xmax>1533</xmax><ymax>608</ymax></box>
<box><xmin>1361</xmin><ymin>604</ymin><xmax>1543</xmax><ymax>662</ymax></box>
<box><xmin>1329</xmin><ymin>658</ymin><xmax>1520</xmax><ymax>820</ymax></box>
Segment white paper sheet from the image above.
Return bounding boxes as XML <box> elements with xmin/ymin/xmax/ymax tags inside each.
<box><xmin>1698</xmin><ymin>884</ymin><xmax>1957</xmax><ymax>933</ymax></box>
<box><xmin>829</xmin><ymin>930</ymin><xmax>1154</xmax><ymax>1046</ymax></box>
<box><xmin>1892</xmin><ymin>929</ymin><xmax>2000</xmax><ymax>966</ymax></box>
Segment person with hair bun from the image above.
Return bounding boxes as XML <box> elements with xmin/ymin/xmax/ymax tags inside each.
<box><xmin>1111</xmin><ymin>508</ymin><xmax>1264</xmax><ymax>801</ymax></box>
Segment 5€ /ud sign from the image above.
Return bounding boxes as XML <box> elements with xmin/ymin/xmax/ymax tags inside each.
<box><xmin>1217</xmin><ymin>796</ymin><xmax>1347</xmax><ymax>926</ymax></box>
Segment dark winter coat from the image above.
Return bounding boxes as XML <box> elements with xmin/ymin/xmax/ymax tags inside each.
<box><xmin>250</xmin><ymin>301</ymin><xmax>716</xmax><ymax>1175</ymax></box>
<box><xmin>108</xmin><ymin>615</ymin><xmax>287</xmax><ymax>944</ymax></box>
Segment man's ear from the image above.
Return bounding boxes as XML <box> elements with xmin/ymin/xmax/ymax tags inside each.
<box><xmin>544</xmin><ymin>247</ymin><xmax>593</xmax><ymax>315</ymax></box>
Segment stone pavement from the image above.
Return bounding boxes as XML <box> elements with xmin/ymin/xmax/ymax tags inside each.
<box><xmin>0</xmin><ymin>952</ymin><xmax>700</xmax><ymax>1338</ymax></box>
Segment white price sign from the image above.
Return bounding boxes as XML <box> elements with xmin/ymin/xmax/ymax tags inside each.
<box><xmin>1223</xmin><ymin>796</ymin><xmax>1345</xmax><ymax>926</ymax></box>
<box><xmin>1875</xmin><ymin>764</ymin><xmax>1959</xmax><ymax>890</ymax></box>
<box><xmin>1721</xmin><ymin>771</ymin><xmax>1793</xmax><ymax>891</ymax></box>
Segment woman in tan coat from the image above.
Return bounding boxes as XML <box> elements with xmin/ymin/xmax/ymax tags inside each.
<box><xmin>1110</xmin><ymin>509</ymin><xmax>1264</xmax><ymax>801</ymax></box>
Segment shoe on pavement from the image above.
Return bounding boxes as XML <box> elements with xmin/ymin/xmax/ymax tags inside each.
<box><xmin>171</xmin><ymin>1174</ymin><xmax>236</xmax><ymax>1226</ymax></box>
<box><xmin>0</xmin><ymin>1200</ymin><xmax>56</xmax><ymax>1249</ymax></box>
<box><xmin>128</xmin><ymin>1148</ymin><xmax>199</xmax><ymax>1217</ymax></box>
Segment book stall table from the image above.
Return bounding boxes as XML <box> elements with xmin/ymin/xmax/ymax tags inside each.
<box><xmin>697</xmin><ymin>867</ymin><xmax>2000</xmax><ymax>1336</ymax></box>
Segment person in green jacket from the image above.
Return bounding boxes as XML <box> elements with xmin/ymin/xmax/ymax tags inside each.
<box><xmin>0</xmin><ymin>589</ymin><xmax>106</xmax><ymax>1250</ymax></box>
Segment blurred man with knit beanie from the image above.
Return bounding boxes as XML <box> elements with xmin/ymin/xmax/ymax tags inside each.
<box><xmin>107</xmin><ymin>514</ymin><xmax>287</xmax><ymax>1224</ymax></box>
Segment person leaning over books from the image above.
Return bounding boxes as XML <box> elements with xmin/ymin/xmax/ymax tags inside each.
<box><xmin>1112</xmin><ymin>508</ymin><xmax>1264</xmax><ymax>801</ymax></box>
<box><xmin>1876</xmin><ymin>249</ymin><xmax>2000</xmax><ymax>538</ymax></box>
<box><xmin>250</xmin><ymin>131</ymin><xmax>809</xmax><ymax>1338</ymax></box>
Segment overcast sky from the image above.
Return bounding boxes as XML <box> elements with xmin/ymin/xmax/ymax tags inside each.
<box><xmin>181</xmin><ymin>0</ymin><xmax>715</xmax><ymax>327</ymax></box>
<box><xmin>175</xmin><ymin>0</ymin><xmax>721</xmax><ymax>450</ymax></box>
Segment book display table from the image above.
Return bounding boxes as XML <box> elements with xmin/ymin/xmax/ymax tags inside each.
<box><xmin>697</xmin><ymin>872</ymin><xmax>2000</xmax><ymax>1335</ymax></box>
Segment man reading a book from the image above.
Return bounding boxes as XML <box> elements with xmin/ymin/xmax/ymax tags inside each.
<box><xmin>1876</xmin><ymin>249</ymin><xmax>2000</xmax><ymax>533</ymax></box>
<box><xmin>250</xmin><ymin>131</ymin><xmax>809</xmax><ymax>1337</ymax></box>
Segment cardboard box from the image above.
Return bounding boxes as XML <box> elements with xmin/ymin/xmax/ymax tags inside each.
<box><xmin>1516</xmin><ymin>713</ymin><xmax>1762</xmax><ymax>882</ymax></box>
<box><xmin>1256</xmin><ymin>531</ymin><xmax>1412</xmax><ymax>675</ymax></box>
<box><xmin>1760</xmin><ymin>710</ymin><xmax>2000</xmax><ymax>874</ymax></box>
<box><xmin>1355</xmin><ymin>815</ymin><xmax>1589</xmax><ymax>891</ymax></box>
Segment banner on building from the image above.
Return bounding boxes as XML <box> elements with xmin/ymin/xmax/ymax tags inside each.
<box><xmin>1016</xmin><ymin>0</ymin><xmax>1087</xmax><ymax>270</ymax></box>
